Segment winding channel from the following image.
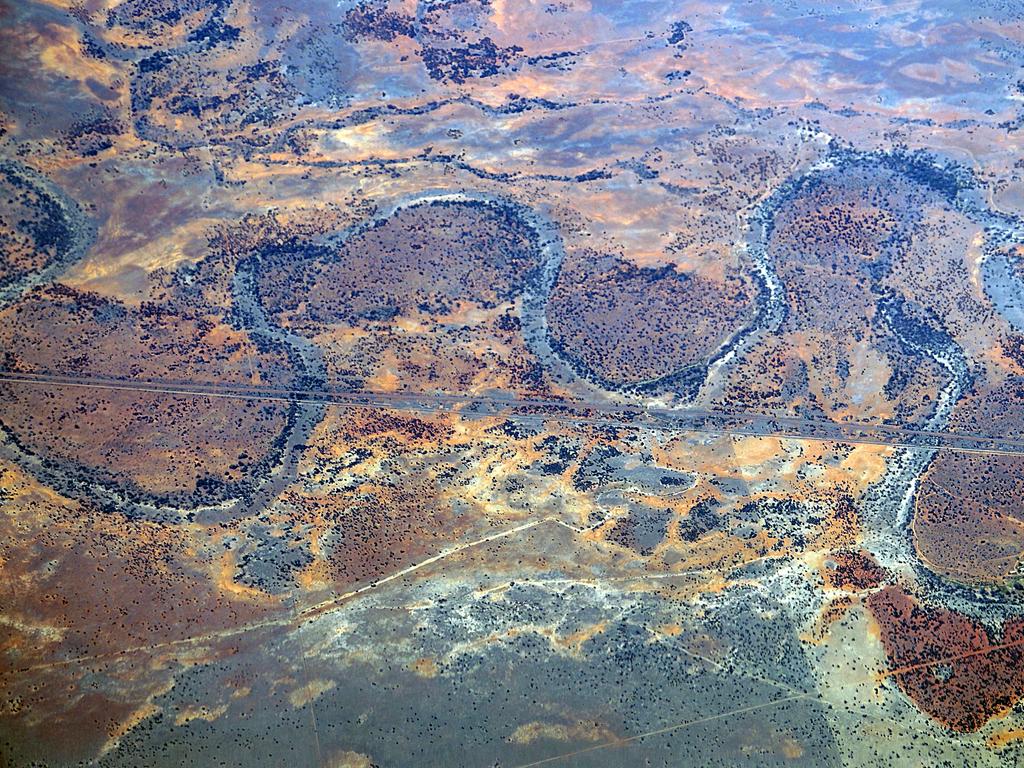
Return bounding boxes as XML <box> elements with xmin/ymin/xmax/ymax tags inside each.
<box><xmin>742</xmin><ymin>146</ymin><xmax>1024</xmax><ymax>620</ymax></box>
<box><xmin>0</xmin><ymin>160</ymin><xmax>95</xmax><ymax>309</ymax></box>
<box><xmin>5</xmin><ymin>158</ymin><xmax>1024</xmax><ymax>616</ymax></box>
<box><xmin>0</xmin><ymin>186</ymin><xmax>573</xmax><ymax>523</ymax></box>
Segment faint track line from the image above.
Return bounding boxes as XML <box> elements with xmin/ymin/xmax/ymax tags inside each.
<box><xmin>3</xmin><ymin>514</ymin><xmax>788</xmax><ymax>678</ymax></box>
<box><xmin>509</xmin><ymin>693</ymin><xmax>815</xmax><ymax>768</ymax></box>
<box><xmin>877</xmin><ymin>636</ymin><xmax>1024</xmax><ymax>680</ymax></box>
<box><xmin>295</xmin><ymin>517</ymin><xmax>556</xmax><ymax>621</ymax></box>
<box><xmin>291</xmin><ymin>595</ymin><xmax>325</xmax><ymax>767</ymax></box>
<box><xmin>5</xmin><ymin>517</ymin><xmax>574</xmax><ymax>674</ymax></box>
<box><xmin>2</xmin><ymin>371</ymin><xmax>1023</xmax><ymax>456</ymax></box>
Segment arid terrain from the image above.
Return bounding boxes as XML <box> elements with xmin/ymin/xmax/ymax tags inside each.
<box><xmin>3</xmin><ymin>0</ymin><xmax>1024</xmax><ymax>765</ymax></box>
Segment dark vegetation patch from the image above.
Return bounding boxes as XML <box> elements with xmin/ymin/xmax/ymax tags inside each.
<box><xmin>822</xmin><ymin>550</ymin><xmax>889</xmax><ymax>591</ymax></box>
<box><xmin>342</xmin><ymin>0</ymin><xmax>523</xmax><ymax>83</ymax></box>
<box><xmin>106</xmin><ymin>0</ymin><xmax>229</xmax><ymax>38</ymax></box>
<box><xmin>61</xmin><ymin>109</ymin><xmax>124</xmax><ymax>157</ymax></box>
<box><xmin>677</xmin><ymin>498</ymin><xmax>722</xmax><ymax>542</ymax></box>
<box><xmin>128</xmin><ymin>1</ymin><xmax>357</xmax><ymax>150</ymax></box>
<box><xmin>0</xmin><ymin>162</ymin><xmax>84</xmax><ymax>302</ymax></box>
<box><xmin>132</xmin><ymin>52</ymin><xmax>305</xmax><ymax>149</ymax></box>
<box><xmin>735</xmin><ymin>497</ymin><xmax>820</xmax><ymax>546</ymax></box>
<box><xmin>572</xmin><ymin>444</ymin><xmax>623</xmax><ymax>492</ymax></box>
<box><xmin>342</xmin><ymin>2</ymin><xmax>416</xmax><ymax>42</ymax></box>
<box><xmin>668</xmin><ymin>20</ymin><xmax>692</xmax><ymax>48</ymax></box>
<box><xmin>607</xmin><ymin>505</ymin><xmax>672</xmax><ymax>555</ymax></box>
<box><xmin>531</xmin><ymin>434</ymin><xmax>581</xmax><ymax>476</ymax></box>
<box><xmin>421</xmin><ymin>38</ymin><xmax>523</xmax><ymax>83</ymax></box>
<box><xmin>1002</xmin><ymin>334</ymin><xmax>1024</xmax><ymax>367</ymax></box>
<box><xmin>486</xmin><ymin>419</ymin><xmax>539</xmax><ymax>440</ymax></box>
